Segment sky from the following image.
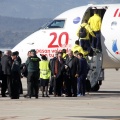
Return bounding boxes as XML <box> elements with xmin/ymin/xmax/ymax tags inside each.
<box><xmin>0</xmin><ymin>0</ymin><xmax>119</xmax><ymax>19</ymax></box>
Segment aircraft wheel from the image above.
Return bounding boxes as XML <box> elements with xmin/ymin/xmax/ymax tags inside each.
<box><xmin>91</xmin><ymin>83</ymin><xmax>100</xmax><ymax>92</ymax></box>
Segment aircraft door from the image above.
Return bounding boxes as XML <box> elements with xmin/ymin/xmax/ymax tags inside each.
<box><xmin>82</xmin><ymin>7</ymin><xmax>106</xmax><ymax>91</ymax></box>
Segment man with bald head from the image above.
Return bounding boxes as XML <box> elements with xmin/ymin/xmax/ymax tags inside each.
<box><xmin>1</xmin><ymin>50</ymin><xmax>12</xmax><ymax>97</ymax></box>
<box><xmin>65</xmin><ymin>50</ymin><xmax>79</xmax><ymax>97</ymax></box>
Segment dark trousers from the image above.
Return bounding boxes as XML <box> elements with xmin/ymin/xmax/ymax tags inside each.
<box><xmin>66</xmin><ymin>76</ymin><xmax>77</xmax><ymax>97</ymax></box>
<box><xmin>26</xmin><ymin>77</ymin><xmax>35</xmax><ymax>96</ymax></box>
<box><xmin>19</xmin><ymin>78</ymin><xmax>23</xmax><ymax>94</ymax></box>
<box><xmin>11</xmin><ymin>72</ymin><xmax>20</xmax><ymax>99</ymax></box>
<box><xmin>1</xmin><ymin>74</ymin><xmax>11</xmax><ymax>97</ymax></box>
<box><xmin>54</xmin><ymin>76</ymin><xmax>62</xmax><ymax>96</ymax></box>
<box><xmin>92</xmin><ymin>31</ymin><xmax>101</xmax><ymax>50</ymax></box>
<box><xmin>27</xmin><ymin>71</ymin><xmax>39</xmax><ymax>97</ymax></box>
<box><xmin>77</xmin><ymin>77</ymin><xmax>81</xmax><ymax>94</ymax></box>
<box><xmin>80</xmin><ymin>39</ymin><xmax>91</xmax><ymax>52</ymax></box>
<box><xmin>79</xmin><ymin>75</ymin><xmax>86</xmax><ymax>96</ymax></box>
<box><xmin>49</xmin><ymin>76</ymin><xmax>54</xmax><ymax>94</ymax></box>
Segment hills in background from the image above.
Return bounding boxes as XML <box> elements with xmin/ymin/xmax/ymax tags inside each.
<box><xmin>0</xmin><ymin>16</ymin><xmax>51</xmax><ymax>48</ymax></box>
<box><xmin>0</xmin><ymin>0</ymin><xmax>119</xmax><ymax>49</ymax></box>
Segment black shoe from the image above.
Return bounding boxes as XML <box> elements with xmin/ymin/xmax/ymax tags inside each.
<box><xmin>24</xmin><ymin>95</ymin><xmax>31</xmax><ymax>99</ymax></box>
<box><xmin>2</xmin><ymin>95</ymin><xmax>7</xmax><ymax>97</ymax></box>
<box><xmin>72</xmin><ymin>95</ymin><xmax>77</xmax><ymax>97</ymax></box>
<box><xmin>46</xmin><ymin>95</ymin><xmax>49</xmax><ymax>97</ymax></box>
<box><xmin>24</xmin><ymin>94</ymin><xmax>28</xmax><ymax>97</ymax></box>
<box><xmin>49</xmin><ymin>93</ymin><xmax>53</xmax><ymax>95</ymax></box>
<box><xmin>11</xmin><ymin>97</ymin><xmax>19</xmax><ymax>99</ymax></box>
<box><xmin>35</xmin><ymin>95</ymin><xmax>38</xmax><ymax>99</ymax></box>
<box><xmin>66</xmin><ymin>95</ymin><xmax>72</xmax><ymax>97</ymax></box>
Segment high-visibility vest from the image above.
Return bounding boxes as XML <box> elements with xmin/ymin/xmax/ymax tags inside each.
<box><xmin>72</xmin><ymin>44</ymin><xmax>88</xmax><ymax>56</ymax></box>
<box><xmin>39</xmin><ymin>60</ymin><xmax>51</xmax><ymax>79</ymax></box>
<box><xmin>76</xmin><ymin>23</ymin><xmax>95</xmax><ymax>40</ymax></box>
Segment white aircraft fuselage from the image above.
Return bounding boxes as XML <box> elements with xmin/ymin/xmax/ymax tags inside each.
<box><xmin>12</xmin><ymin>4</ymin><xmax>120</xmax><ymax>69</ymax></box>
<box><xmin>12</xmin><ymin>4</ymin><xmax>120</xmax><ymax>90</ymax></box>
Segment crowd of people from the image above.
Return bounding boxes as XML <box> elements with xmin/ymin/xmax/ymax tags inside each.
<box><xmin>0</xmin><ymin>50</ymin><xmax>22</xmax><ymax>99</ymax></box>
<box><xmin>0</xmin><ymin>9</ymin><xmax>101</xmax><ymax>99</ymax></box>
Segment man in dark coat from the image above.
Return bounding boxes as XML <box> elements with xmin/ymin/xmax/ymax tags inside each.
<box><xmin>65</xmin><ymin>50</ymin><xmax>79</xmax><ymax>97</ymax></box>
<box><xmin>1</xmin><ymin>50</ymin><xmax>12</xmax><ymax>97</ymax></box>
<box><xmin>11</xmin><ymin>52</ymin><xmax>21</xmax><ymax>99</ymax></box>
<box><xmin>49</xmin><ymin>51</ymin><xmax>58</xmax><ymax>95</ymax></box>
<box><xmin>15</xmin><ymin>51</ymin><xmax>23</xmax><ymax>94</ymax></box>
<box><xmin>52</xmin><ymin>52</ymin><xmax>65</xmax><ymax>96</ymax></box>
<box><xmin>77</xmin><ymin>53</ymin><xmax>88</xmax><ymax>96</ymax></box>
<box><xmin>15</xmin><ymin>51</ymin><xmax>22</xmax><ymax>65</ymax></box>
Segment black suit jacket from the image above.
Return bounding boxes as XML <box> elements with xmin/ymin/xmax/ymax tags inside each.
<box><xmin>65</xmin><ymin>56</ymin><xmax>79</xmax><ymax>77</ymax></box>
<box><xmin>1</xmin><ymin>55</ymin><xmax>12</xmax><ymax>75</ymax></box>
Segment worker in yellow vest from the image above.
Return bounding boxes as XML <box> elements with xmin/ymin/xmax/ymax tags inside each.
<box><xmin>39</xmin><ymin>55</ymin><xmax>51</xmax><ymax>97</ymax></box>
<box><xmin>76</xmin><ymin>20</ymin><xmax>95</xmax><ymax>53</ymax></box>
<box><xmin>72</xmin><ymin>40</ymin><xmax>88</xmax><ymax>56</ymax></box>
<box><xmin>88</xmin><ymin>9</ymin><xmax>101</xmax><ymax>52</ymax></box>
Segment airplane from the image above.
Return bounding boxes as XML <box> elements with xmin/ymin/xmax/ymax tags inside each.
<box><xmin>12</xmin><ymin>4</ymin><xmax>120</xmax><ymax>91</ymax></box>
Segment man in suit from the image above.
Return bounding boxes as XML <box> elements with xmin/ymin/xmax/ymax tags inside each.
<box><xmin>65</xmin><ymin>50</ymin><xmax>79</xmax><ymax>97</ymax></box>
<box><xmin>52</xmin><ymin>52</ymin><xmax>65</xmax><ymax>97</ymax></box>
<box><xmin>77</xmin><ymin>53</ymin><xmax>88</xmax><ymax>96</ymax></box>
<box><xmin>49</xmin><ymin>51</ymin><xmax>58</xmax><ymax>95</ymax></box>
<box><xmin>1</xmin><ymin>50</ymin><xmax>12</xmax><ymax>97</ymax></box>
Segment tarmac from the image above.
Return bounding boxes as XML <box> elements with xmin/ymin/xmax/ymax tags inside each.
<box><xmin>0</xmin><ymin>69</ymin><xmax>120</xmax><ymax>120</ymax></box>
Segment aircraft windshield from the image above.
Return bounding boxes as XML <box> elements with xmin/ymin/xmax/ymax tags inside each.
<box><xmin>46</xmin><ymin>20</ymin><xmax>65</xmax><ymax>28</ymax></box>
<box><xmin>39</xmin><ymin>20</ymin><xmax>52</xmax><ymax>29</ymax></box>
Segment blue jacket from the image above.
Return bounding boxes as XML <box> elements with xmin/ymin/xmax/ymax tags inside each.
<box><xmin>79</xmin><ymin>58</ymin><xmax>87</xmax><ymax>75</ymax></box>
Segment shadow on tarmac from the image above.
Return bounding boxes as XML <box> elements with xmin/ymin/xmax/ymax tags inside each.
<box><xmin>68</xmin><ymin>116</ymin><xmax>120</xmax><ymax>119</ymax></box>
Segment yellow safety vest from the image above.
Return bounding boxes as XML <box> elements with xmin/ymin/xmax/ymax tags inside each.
<box><xmin>39</xmin><ymin>60</ymin><xmax>51</xmax><ymax>79</ymax></box>
<box><xmin>72</xmin><ymin>44</ymin><xmax>88</xmax><ymax>56</ymax></box>
<box><xmin>76</xmin><ymin>23</ymin><xmax>95</xmax><ymax>40</ymax></box>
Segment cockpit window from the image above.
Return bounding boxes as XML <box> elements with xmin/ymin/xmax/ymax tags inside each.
<box><xmin>46</xmin><ymin>20</ymin><xmax>65</xmax><ymax>29</ymax></box>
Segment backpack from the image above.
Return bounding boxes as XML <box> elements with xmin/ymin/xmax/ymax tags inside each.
<box><xmin>79</xmin><ymin>26</ymin><xmax>87</xmax><ymax>38</ymax></box>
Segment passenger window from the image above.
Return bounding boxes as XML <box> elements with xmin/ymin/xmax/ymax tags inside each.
<box><xmin>46</xmin><ymin>20</ymin><xmax>65</xmax><ymax>29</ymax></box>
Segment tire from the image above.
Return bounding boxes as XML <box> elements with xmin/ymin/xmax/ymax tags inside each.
<box><xmin>91</xmin><ymin>83</ymin><xmax>100</xmax><ymax>92</ymax></box>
